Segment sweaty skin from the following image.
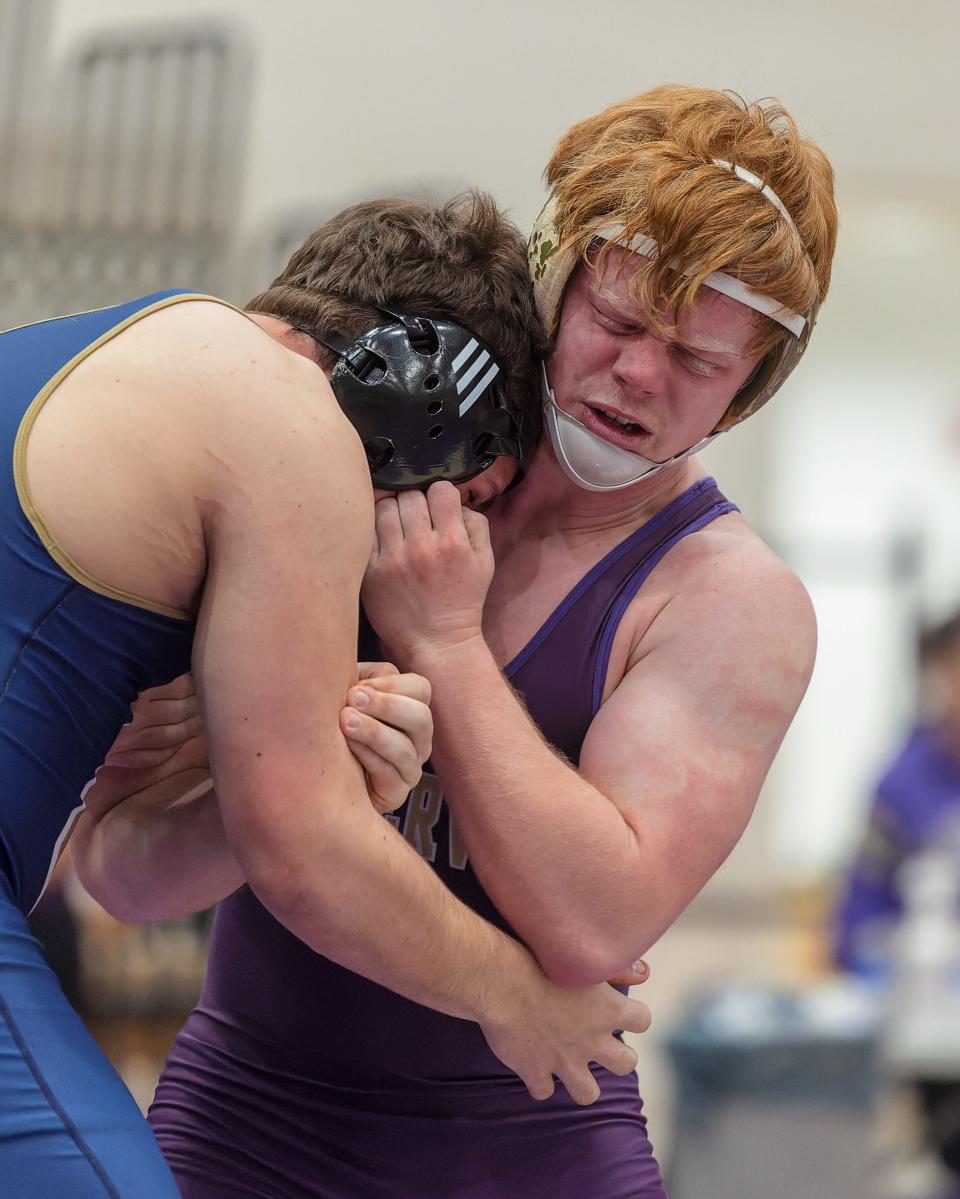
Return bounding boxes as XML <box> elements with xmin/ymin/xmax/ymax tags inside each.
<box><xmin>54</xmin><ymin>298</ymin><xmax>650</xmax><ymax>1103</ymax></box>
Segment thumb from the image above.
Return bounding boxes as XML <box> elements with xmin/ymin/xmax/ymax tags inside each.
<box><xmin>606</xmin><ymin>959</ymin><xmax>650</xmax><ymax>988</ymax></box>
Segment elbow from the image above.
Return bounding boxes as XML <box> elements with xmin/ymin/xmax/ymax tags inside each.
<box><xmin>244</xmin><ymin>859</ymin><xmax>309</xmax><ymax>929</ymax></box>
<box><xmin>103</xmin><ymin>893</ymin><xmax>156</xmax><ymax>926</ymax></box>
<box><xmin>87</xmin><ymin>865</ymin><xmax>183</xmax><ymax>924</ymax></box>
<box><xmin>238</xmin><ymin>828</ymin><xmax>342</xmax><ymax>932</ymax></box>
<box><xmin>71</xmin><ymin>834</ymin><xmax>149</xmax><ymax>925</ymax></box>
<box><xmin>535</xmin><ymin>937</ymin><xmax>643</xmax><ymax>989</ymax></box>
<box><xmin>227</xmin><ymin>765</ymin><xmax>372</xmax><ymax>931</ymax></box>
<box><xmin>541</xmin><ymin>958</ymin><xmax>609</xmax><ymax>989</ymax></box>
<box><xmin>532</xmin><ymin>908</ymin><xmax>660</xmax><ymax>988</ymax></box>
<box><xmin>75</xmin><ymin>867</ymin><xmax>155</xmax><ymax>925</ymax></box>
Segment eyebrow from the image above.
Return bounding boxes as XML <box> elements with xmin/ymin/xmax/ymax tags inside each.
<box><xmin>681</xmin><ymin>335</ymin><xmax>743</xmax><ymax>358</ymax></box>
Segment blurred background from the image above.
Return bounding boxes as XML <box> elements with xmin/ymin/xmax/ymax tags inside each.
<box><xmin>4</xmin><ymin>0</ymin><xmax>959</xmax><ymax>1195</ymax></box>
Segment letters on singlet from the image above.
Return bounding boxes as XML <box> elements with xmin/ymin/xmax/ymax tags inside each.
<box><xmin>385</xmin><ymin>773</ymin><xmax>469</xmax><ymax>872</ymax></box>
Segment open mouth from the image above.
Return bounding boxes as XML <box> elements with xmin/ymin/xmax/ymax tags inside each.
<box><xmin>592</xmin><ymin>406</ymin><xmax>647</xmax><ymax>434</ymax></box>
<box><xmin>582</xmin><ymin>404</ymin><xmax>654</xmax><ymax>447</ymax></box>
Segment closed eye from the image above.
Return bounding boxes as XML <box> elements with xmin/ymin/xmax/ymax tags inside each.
<box><xmin>676</xmin><ymin>346</ymin><xmax>721</xmax><ymax>377</ymax></box>
<box><xmin>595</xmin><ymin>309</ymin><xmax>641</xmax><ymax>335</ymax></box>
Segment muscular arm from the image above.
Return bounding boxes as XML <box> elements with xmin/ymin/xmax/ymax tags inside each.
<box><xmin>69</xmin><ymin>673</ymin><xmax>241</xmax><ymax>921</ymax></box>
<box><xmin>71</xmin><ymin>769</ymin><xmax>241</xmax><ymax>922</ymax></box>
<box><xmin>37</xmin><ymin>305</ymin><xmax>650</xmax><ymax>1104</ymax></box>
<box><xmin>178</xmin><ymin>393</ymin><xmax>514</xmax><ymax>1021</ymax></box>
<box><xmin>192</xmin><ymin>380</ymin><xmax>654</xmax><ymax>1099</ymax></box>
<box><xmin>401</xmin><ymin>543</ymin><xmax>816</xmax><ymax>987</ymax></box>
<box><xmin>71</xmin><ymin>664</ymin><xmax>432</xmax><ymax>922</ymax></box>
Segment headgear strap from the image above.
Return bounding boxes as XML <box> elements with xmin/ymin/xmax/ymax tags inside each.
<box><xmin>528</xmin><ymin>163</ymin><xmax>818</xmax><ymax>432</ymax></box>
<box><xmin>710</xmin><ymin>158</ymin><xmax>799</xmax><ymax>233</ymax></box>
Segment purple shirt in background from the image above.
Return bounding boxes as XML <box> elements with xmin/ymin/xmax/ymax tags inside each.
<box><xmin>150</xmin><ymin>477</ymin><xmax>736</xmax><ymax>1199</ymax></box>
<box><xmin>834</xmin><ymin>724</ymin><xmax>960</xmax><ymax>977</ymax></box>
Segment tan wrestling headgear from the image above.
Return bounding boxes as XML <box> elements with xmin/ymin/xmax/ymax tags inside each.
<box><xmin>524</xmin><ymin>158</ymin><xmax>824</xmax><ymax>486</ymax></box>
<box><xmin>529</xmin><ymin>158</ymin><xmax>818</xmax><ymax>443</ymax></box>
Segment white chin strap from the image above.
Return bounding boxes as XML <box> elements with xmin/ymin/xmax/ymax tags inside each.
<box><xmin>542</xmin><ymin>367</ymin><xmax>718</xmax><ymax>492</ymax></box>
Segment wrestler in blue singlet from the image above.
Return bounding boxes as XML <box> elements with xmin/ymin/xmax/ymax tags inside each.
<box><xmin>152</xmin><ymin>476</ymin><xmax>737</xmax><ymax>1199</ymax></box>
<box><xmin>0</xmin><ymin>291</ymin><xmax>212</xmax><ymax>1197</ymax></box>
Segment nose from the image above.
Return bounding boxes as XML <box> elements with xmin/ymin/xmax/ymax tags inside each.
<box><xmin>611</xmin><ymin>332</ymin><xmax>669</xmax><ymax>395</ymax></box>
<box><xmin>455</xmin><ymin>455</ymin><xmax>520</xmax><ymax>509</ymax></box>
<box><xmin>457</xmin><ymin>477</ymin><xmax>495</xmax><ymax>510</ymax></box>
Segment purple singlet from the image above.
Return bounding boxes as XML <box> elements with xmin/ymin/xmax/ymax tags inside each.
<box><xmin>150</xmin><ymin>477</ymin><xmax>736</xmax><ymax>1198</ymax></box>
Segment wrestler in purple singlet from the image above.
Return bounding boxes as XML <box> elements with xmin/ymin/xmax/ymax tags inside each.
<box><xmin>150</xmin><ymin>477</ymin><xmax>736</xmax><ymax>1199</ymax></box>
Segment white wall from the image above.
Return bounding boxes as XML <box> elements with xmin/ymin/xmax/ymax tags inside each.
<box><xmin>46</xmin><ymin>0</ymin><xmax>959</xmax><ymax>232</ymax></box>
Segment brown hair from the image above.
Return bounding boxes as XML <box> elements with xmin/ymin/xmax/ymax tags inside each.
<box><xmin>247</xmin><ymin>191</ymin><xmax>547</xmax><ymax>438</ymax></box>
<box><xmin>546</xmin><ymin>85</ymin><xmax>838</xmax><ymax>421</ymax></box>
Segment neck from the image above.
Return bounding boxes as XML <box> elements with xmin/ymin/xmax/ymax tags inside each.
<box><xmin>493</xmin><ymin>438</ymin><xmax>708</xmax><ymax>546</ymax></box>
<box><xmin>245</xmin><ymin>311</ymin><xmax>325</xmax><ymax>365</ymax></box>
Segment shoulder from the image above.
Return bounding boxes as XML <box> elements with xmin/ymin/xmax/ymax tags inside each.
<box><xmin>637</xmin><ymin>511</ymin><xmax>817</xmax><ymax>683</ymax></box>
<box><xmin>101</xmin><ymin>299</ymin><xmax>321</xmax><ymax>411</ymax></box>
<box><xmin>81</xmin><ymin>298</ymin><xmax>322</xmax><ymax>417</ymax></box>
<box><xmin>99</xmin><ymin>299</ymin><xmax>365</xmax><ymax>495</ymax></box>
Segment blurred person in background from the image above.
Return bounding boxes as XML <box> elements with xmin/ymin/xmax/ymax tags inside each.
<box><xmin>82</xmin><ymin>85</ymin><xmax>838</xmax><ymax>1199</ymax></box>
<box><xmin>835</xmin><ymin>609</ymin><xmax>960</xmax><ymax>975</ymax></box>
<box><xmin>835</xmin><ymin>608</ymin><xmax>960</xmax><ymax>1196</ymax></box>
<box><xmin>0</xmin><ymin>189</ymin><xmax>650</xmax><ymax>1197</ymax></box>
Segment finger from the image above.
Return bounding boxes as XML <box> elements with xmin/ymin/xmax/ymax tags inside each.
<box><xmin>461</xmin><ymin>507</ymin><xmax>492</xmax><ymax>556</ymax></box>
<box><xmin>606</xmin><ymin>959</ymin><xmax>650</xmax><ymax>988</ymax></box>
<box><xmin>356</xmin><ymin>661</ymin><xmax>400</xmax><ymax>681</ymax></box>
<box><xmin>592</xmin><ymin>1038</ymin><xmax>639</xmax><ymax>1078</ymax></box>
<box><xmin>373</xmin><ymin>497</ymin><xmax>404</xmax><ymax>554</ymax></box>
<box><xmin>344</xmin><ymin>741</ymin><xmax>413</xmax><ymax>814</ymax></box>
<box><xmin>347</xmin><ymin>688</ymin><xmax>432</xmax><ymax>763</ymax></box>
<box><xmin>104</xmin><ymin>733</ymin><xmax>207</xmax><ymax>772</ymax></box>
<box><xmin>136</xmin><ymin>672</ymin><xmax>195</xmax><ymax>703</ymax></box>
<box><xmin>520</xmin><ymin>1072</ymin><xmax>556</xmax><ymax>1102</ymax></box>
<box><xmin>425</xmin><ymin>480</ymin><xmax>468</xmax><ymax>537</ymax></box>
<box><xmin>558</xmin><ymin>1068</ymin><xmax>601</xmax><ymax>1107</ymax></box>
<box><xmin>107</xmin><ymin>704</ymin><xmax>191</xmax><ymax>755</ymax></box>
<box><xmin>350</xmin><ymin>676</ymin><xmax>432</xmax><ymax>718</ymax></box>
<box><xmin>340</xmin><ymin>709</ymin><xmax>422</xmax><ymax>789</ymax></box>
<box><xmin>354</xmin><ymin>671</ymin><xmax>431</xmax><ymax>706</ymax></box>
<box><xmin>109</xmin><ymin>713</ymin><xmax>203</xmax><ymax>752</ymax></box>
<box><xmin>90</xmin><ymin>732</ymin><xmax>209</xmax><ymax>792</ymax></box>
<box><xmin>615</xmin><ymin>994</ymin><xmax>653</xmax><ymax>1036</ymax></box>
<box><xmin>396</xmin><ymin>489</ymin><xmax>435</xmax><ymax>542</ymax></box>
<box><xmin>101</xmin><ymin>746</ymin><xmax>182</xmax><ymax>770</ymax></box>
<box><xmin>129</xmin><ymin>695</ymin><xmax>198</xmax><ymax>728</ymax></box>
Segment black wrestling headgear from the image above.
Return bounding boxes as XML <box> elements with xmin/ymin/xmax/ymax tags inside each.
<box><xmin>312</xmin><ymin>305</ymin><xmax>524</xmax><ymax>491</ymax></box>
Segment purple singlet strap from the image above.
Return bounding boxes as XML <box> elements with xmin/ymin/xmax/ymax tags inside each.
<box><xmin>507</xmin><ymin>478</ymin><xmax>737</xmax><ymax>765</ymax></box>
<box><xmin>591</xmin><ymin>494</ymin><xmax>736</xmax><ymax>713</ymax></box>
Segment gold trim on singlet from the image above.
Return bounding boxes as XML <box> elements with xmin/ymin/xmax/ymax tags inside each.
<box><xmin>11</xmin><ymin>292</ymin><xmax>242</xmax><ymax>621</ymax></box>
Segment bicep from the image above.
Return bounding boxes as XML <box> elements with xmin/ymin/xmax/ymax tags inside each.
<box><xmin>191</xmin><ymin>396</ymin><xmax>374</xmax><ymax>861</ymax></box>
<box><xmin>580</xmin><ymin>579</ymin><xmax>816</xmax><ymax>885</ymax></box>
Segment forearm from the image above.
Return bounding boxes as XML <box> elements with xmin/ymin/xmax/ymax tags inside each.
<box><xmin>407</xmin><ymin>638</ymin><xmax>649</xmax><ymax>985</ymax></box>
<box><xmin>232</xmin><ymin>752</ymin><xmax>537</xmax><ymax>1024</ymax></box>
<box><xmin>72</xmin><ymin>772</ymin><xmax>244</xmax><ymax>922</ymax></box>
